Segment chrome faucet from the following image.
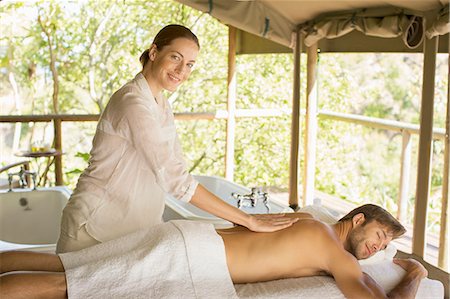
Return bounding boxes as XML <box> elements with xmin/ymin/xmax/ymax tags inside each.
<box><xmin>23</xmin><ymin>170</ymin><xmax>37</xmax><ymax>190</ymax></box>
<box><xmin>8</xmin><ymin>167</ymin><xmax>37</xmax><ymax>191</ymax></box>
<box><xmin>231</xmin><ymin>187</ymin><xmax>270</xmax><ymax>213</ymax></box>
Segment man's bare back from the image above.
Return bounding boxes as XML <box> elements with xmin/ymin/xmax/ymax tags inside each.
<box><xmin>217</xmin><ymin>213</ymin><xmax>334</xmax><ymax>283</ymax></box>
<box><xmin>217</xmin><ymin>209</ymin><xmax>428</xmax><ymax>299</ymax></box>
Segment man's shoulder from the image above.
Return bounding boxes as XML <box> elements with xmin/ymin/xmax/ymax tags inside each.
<box><xmin>283</xmin><ymin>220</ymin><xmax>351</xmax><ymax>273</ymax></box>
<box><xmin>292</xmin><ymin>217</ymin><xmax>335</xmax><ymax>236</ymax></box>
<box><xmin>290</xmin><ymin>219</ymin><xmax>342</xmax><ymax>251</ymax></box>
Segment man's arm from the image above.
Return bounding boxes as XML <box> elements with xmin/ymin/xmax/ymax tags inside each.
<box><xmin>359</xmin><ymin>259</ymin><xmax>427</xmax><ymax>299</ymax></box>
<box><xmin>329</xmin><ymin>250</ymin><xmax>385</xmax><ymax>299</ymax></box>
<box><xmin>386</xmin><ymin>258</ymin><xmax>428</xmax><ymax>299</ymax></box>
<box><xmin>328</xmin><ymin>247</ymin><xmax>427</xmax><ymax>299</ymax></box>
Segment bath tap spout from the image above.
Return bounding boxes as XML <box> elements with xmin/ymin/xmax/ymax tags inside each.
<box><xmin>7</xmin><ymin>173</ymin><xmax>14</xmax><ymax>192</ymax></box>
<box><xmin>23</xmin><ymin>170</ymin><xmax>37</xmax><ymax>190</ymax></box>
<box><xmin>7</xmin><ymin>168</ymin><xmax>38</xmax><ymax>191</ymax></box>
<box><xmin>8</xmin><ymin>170</ymin><xmax>26</xmax><ymax>191</ymax></box>
<box><xmin>231</xmin><ymin>187</ymin><xmax>270</xmax><ymax>212</ymax></box>
<box><xmin>262</xmin><ymin>193</ymin><xmax>270</xmax><ymax>213</ymax></box>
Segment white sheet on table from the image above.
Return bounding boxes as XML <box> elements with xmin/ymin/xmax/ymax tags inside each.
<box><xmin>235</xmin><ymin>274</ymin><xmax>444</xmax><ymax>299</ymax></box>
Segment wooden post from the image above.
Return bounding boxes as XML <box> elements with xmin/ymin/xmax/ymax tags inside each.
<box><xmin>413</xmin><ymin>36</ymin><xmax>438</xmax><ymax>258</ymax></box>
<box><xmin>398</xmin><ymin>130</ymin><xmax>412</xmax><ymax>222</ymax></box>
<box><xmin>438</xmin><ymin>52</ymin><xmax>450</xmax><ymax>270</ymax></box>
<box><xmin>302</xmin><ymin>43</ymin><xmax>319</xmax><ymax>207</ymax></box>
<box><xmin>53</xmin><ymin>118</ymin><xmax>63</xmax><ymax>186</ymax></box>
<box><xmin>225</xmin><ymin>26</ymin><xmax>237</xmax><ymax>181</ymax></box>
<box><xmin>289</xmin><ymin>30</ymin><xmax>302</xmax><ymax>210</ymax></box>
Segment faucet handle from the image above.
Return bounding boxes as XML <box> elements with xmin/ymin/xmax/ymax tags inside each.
<box><xmin>231</xmin><ymin>192</ymin><xmax>241</xmax><ymax>200</ymax></box>
<box><xmin>251</xmin><ymin>187</ymin><xmax>270</xmax><ymax>212</ymax></box>
<box><xmin>7</xmin><ymin>168</ymin><xmax>26</xmax><ymax>190</ymax></box>
<box><xmin>231</xmin><ymin>191</ymin><xmax>252</xmax><ymax>208</ymax></box>
<box><xmin>19</xmin><ymin>167</ymin><xmax>28</xmax><ymax>188</ymax></box>
<box><xmin>251</xmin><ymin>187</ymin><xmax>261</xmax><ymax>194</ymax></box>
<box><xmin>6</xmin><ymin>168</ymin><xmax>38</xmax><ymax>191</ymax></box>
<box><xmin>7</xmin><ymin>173</ymin><xmax>14</xmax><ymax>192</ymax></box>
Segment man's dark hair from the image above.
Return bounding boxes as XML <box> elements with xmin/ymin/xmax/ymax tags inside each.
<box><xmin>339</xmin><ymin>204</ymin><xmax>406</xmax><ymax>239</ymax></box>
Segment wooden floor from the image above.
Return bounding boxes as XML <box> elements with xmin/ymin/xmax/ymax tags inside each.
<box><xmin>269</xmin><ymin>189</ymin><xmax>444</xmax><ymax>270</ymax></box>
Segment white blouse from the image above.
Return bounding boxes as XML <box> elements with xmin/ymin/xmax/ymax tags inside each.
<box><xmin>60</xmin><ymin>73</ymin><xmax>198</xmax><ymax>242</ymax></box>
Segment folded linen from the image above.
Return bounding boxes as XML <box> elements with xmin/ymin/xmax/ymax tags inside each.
<box><xmin>59</xmin><ymin>220</ymin><xmax>238</xmax><ymax>299</ymax></box>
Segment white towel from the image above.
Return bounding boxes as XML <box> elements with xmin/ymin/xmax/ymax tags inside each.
<box><xmin>235</xmin><ymin>274</ymin><xmax>444</xmax><ymax>299</ymax></box>
<box><xmin>59</xmin><ymin>220</ymin><xmax>238</xmax><ymax>299</ymax></box>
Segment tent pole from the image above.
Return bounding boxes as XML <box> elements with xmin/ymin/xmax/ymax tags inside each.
<box><xmin>438</xmin><ymin>51</ymin><xmax>449</xmax><ymax>270</ymax></box>
<box><xmin>302</xmin><ymin>43</ymin><xmax>318</xmax><ymax>206</ymax></box>
<box><xmin>289</xmin><ymin>30</ymin><xmax>302</xmax><ymax>210</ymax></box>
<box><xmin>54</xmin><ymin>118</ymin><xmax>63</xmax><ymax>186</ymax></box>
<box><xmin>398</xmin><ymin>130</ymin><xmax>412</xmax><ymax>222</ymax></box>
<box><xmin>413</xmin><ymin>35</ymin><xmax>438</xmax><ymax>258</ymax></box>
<box><xmin>225</xmin><ymin>25</ymin><xmax>237</xmax><ymax>181</ymax></box>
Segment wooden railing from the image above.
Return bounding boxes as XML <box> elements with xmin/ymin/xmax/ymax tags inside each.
<box><xmin>0</xmin><ymin>109</ymin><xmax>448</xmax><ymax>270</ymax></box>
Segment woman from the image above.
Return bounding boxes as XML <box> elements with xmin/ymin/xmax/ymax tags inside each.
<box><xmin>56</xmin><ymin>24</ymin><xmax>298</xmax><ymax>253</ymax></box>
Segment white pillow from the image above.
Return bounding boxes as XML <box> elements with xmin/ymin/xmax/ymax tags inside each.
<box><xmin>360</xmin><ymin>260</ymin><xmax>406</xmax><ymax>292</ymax></box>
<box><xmin>359</xmin><ymin>243</ymin><xmax>397</xmax><ymax>265</ymax></box>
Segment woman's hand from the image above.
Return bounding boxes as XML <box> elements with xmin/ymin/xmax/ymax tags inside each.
<box><xmin>191</xmin><ymin>184</ymin><xmax>299</xmax><ymax>232</ymax></box>
<box><xmin>245</xmin><ymin>213</ymin><xmax>299</xmax><ymax>232</ymax></box>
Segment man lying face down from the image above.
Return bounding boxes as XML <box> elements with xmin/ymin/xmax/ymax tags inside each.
<box><xmin>0</xmin><ymin>204</ymin><xmax>427</xmax><ymax>299</ymax></box>
<box><xmin>219</xmin><ymin>204</ymin><xmax>427</xmax><ymax>298</ymax></box>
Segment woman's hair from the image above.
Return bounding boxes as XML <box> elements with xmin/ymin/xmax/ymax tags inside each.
<box><xmin>338</xmin><ymin>204</ymin><xmax>406</xmax><ymax>239</ymax></box>
<box><xmin>140</xmin><ymin>24</ymin><xmax>200</xmax><ymax>68</ymax></box>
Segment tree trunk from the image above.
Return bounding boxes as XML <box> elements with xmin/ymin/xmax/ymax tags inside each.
<box><xmin>38</xmin><ymin>14</ymin><xmax>59</xmax><ymax>114</ymax></box>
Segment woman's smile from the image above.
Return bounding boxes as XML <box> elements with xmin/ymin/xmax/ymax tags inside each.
<box><xmin>144</xmin><ymin>37</ymin><xmax>199</xmax><ymax>94</ymax></box>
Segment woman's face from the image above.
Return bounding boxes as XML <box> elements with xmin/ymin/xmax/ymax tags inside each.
<box><xmin>149</xmin><ymin>37</ymin><xmax>199</xmax><ymax>93</ymax></box>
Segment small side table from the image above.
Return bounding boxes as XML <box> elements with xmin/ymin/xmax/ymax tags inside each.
<box><xmin>15</xmin><ymin>149</ymin><xmax>63</xmax><ymax>186</ymax></box>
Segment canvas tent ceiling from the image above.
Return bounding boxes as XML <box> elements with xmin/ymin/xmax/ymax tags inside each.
<box><xmin>259</xmin><ymin>0</ymin><xmax>446</xmax><ymax>25</ymax></box>
<box><xmin>176</xmin><ymin>0</ymin><xmax>449</xmax><ymax>53</ymax></box>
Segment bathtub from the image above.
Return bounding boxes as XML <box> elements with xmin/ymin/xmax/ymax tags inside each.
<box><xmin>163</xmin><ymin>175</ymin><xmax>293</xmax><ymax>227</ymax></box>
<box><xmin>0</xmin><ymin>186</ymin><xmax>71</xmax><ymax>252</ymax></box>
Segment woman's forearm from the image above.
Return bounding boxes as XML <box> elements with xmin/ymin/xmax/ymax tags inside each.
<box><xmin>189</xmin><ymin>184</ymin><xmax>298</xmax><ymax>232</ymax></box>
<box><xmin>189</xmin><ymin>184</ymin><xmax>252</xmax><ymax>227</ymax></box>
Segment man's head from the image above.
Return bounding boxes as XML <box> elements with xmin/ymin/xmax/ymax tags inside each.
<box><xmin>339</xmin><ymin>204</ymin><xmax>406</xmax><ymax>259</ymax></box>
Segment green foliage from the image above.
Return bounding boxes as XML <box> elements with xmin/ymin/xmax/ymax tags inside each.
<box><xmin>175</xmin><ymin>119</ymin><xmax>226</xmax><ymax>177</ymax></box>
<box><xmin>315</xmin><ymin>53</ymin><xmax>447</xmax><ymax>235</ymax></box>
<box><xmin>234</xmin><ymin>116</ymin><xmax>291</xmax><ymax>188</ymax></box>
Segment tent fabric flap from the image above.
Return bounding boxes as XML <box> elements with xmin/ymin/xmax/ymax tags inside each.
<box><xmin>301</xmin><ymin>9</ymin><xmax>426</xmax><ymax>49</ymax></box>
<box><xmin>426</xmin><ymin>5</ymin><xmax>450</xmax><ymax>38</ymax></box>
<box><xmin>175</xmin><ymin>0</ymin><xmax>295</xmax><ymax>48</ymax></box>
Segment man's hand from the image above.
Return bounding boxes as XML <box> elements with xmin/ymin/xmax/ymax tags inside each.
<box><xmin>383</xmin><ymin>258</ymin><xmax>428</xmax><ymax>299</ymax></box>
<box><xmin>393</xmin><ymin>258</ymin><xmax>428</xmax><ymax>279</ymax></box>
<box><xmin>246</xmin><ymin>214</ymin><xmax>299</xmax><ymax>232</ymax></box>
